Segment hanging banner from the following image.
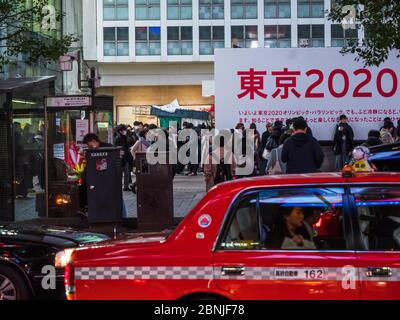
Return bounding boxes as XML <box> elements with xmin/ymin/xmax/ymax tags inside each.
<box><xmin>215</xmin><ymin>48</ymin><xmax>400</xmax><ymax>140</ymax></box>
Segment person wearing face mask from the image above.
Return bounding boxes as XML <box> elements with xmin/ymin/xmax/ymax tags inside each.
<box><xmin>114</xmin><ymin>124</ymin><xmax>133</xmax><ymax>191</ymax></box>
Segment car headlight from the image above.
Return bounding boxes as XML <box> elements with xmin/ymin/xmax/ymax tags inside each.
<box><xmin>55</xmin><ymin>249</ymin><xmax>74</xmax><ymax>268</ymax></box>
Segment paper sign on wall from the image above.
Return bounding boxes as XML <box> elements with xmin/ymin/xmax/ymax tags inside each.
<box><xmin>53</xmin><ymin>143</ymin><xmax>65</xmax><ymax>160</ymax></box>
<box><xmin>76</xmin><ymin>119</ymin><xmax>89</xmax><ymax>143</ymax></box>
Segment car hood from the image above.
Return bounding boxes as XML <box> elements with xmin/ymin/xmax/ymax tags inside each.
<box><xmin>0</xmin><ymin>224</ymin><xmax>110</xmax><ymax>248</ymax></box>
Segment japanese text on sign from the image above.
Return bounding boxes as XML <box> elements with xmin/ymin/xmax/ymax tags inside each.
<box><xmin>215</xmin><ymin>48</ymin><xmax>400</xmax><ymax>140</ymax></box>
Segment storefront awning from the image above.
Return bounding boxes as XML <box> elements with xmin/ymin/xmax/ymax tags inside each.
<box><xmin>150</xmin><ymin>106</ymin><xmax>209</xmax><ymax>121</ymax></box>
<box><xmin>0</xmin><ymin>76</ymin><xmax>56</xmax><ymax>93</ymax></box>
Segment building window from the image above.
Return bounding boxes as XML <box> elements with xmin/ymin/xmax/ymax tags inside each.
<box><xmin>264</xmin><ymin>25</ymin><xmax>291</xmax><ymax>48</ymax></box>
<box><xmin>331</xmin><ymin>24</ymin><xmax>358</xmax><ymax>47</ymax></box>
<box><xmin>231</xmin><ymin>0</ymin><xmax>257</xmax><ymax>19</ymax></box>
<box><xmin>103</xmin><ymin>0</ymin><xmax>129</xmax><ymax>20</ymax></box>
<box><xmin>167</xmin><ymin>27</ymin><xmax>193</xmax><ymax>55</ymax></box>
<box><xmin>298</xmin><ymin>0</ymin><xmax>324</xmax><ymax>18</ymax></box>
<box><xmin>135</xmin><ymin>0</ymin><xmax>160</xmax><ymax>20</ymax></box>
<box><xmin>199</xmin><ymin>0</ymin><xmax>224</xmax><ymax>20</ymax></box>
<box><xmin>199</xmin><ymin>26</ymin><xmax>224</xmax><ymax>55</ymax></box>
<box><xmin>104</xmin><ymin>27</ymin><xmax>129</xmax><ymax>56</ymax></box>
<box><xmin>231</xmin><ymin>25</ymin><xmax>258</xmax><ymax>48</ymax></box>
<box><xmin>167</xmin><ymin>0</ymin><xmax>192</xmax><ymax>20</ymax></box>
<box><xmin>264</xmin><ymin>0</ymin><xmax>290</xmax><ymax>18</ymax></box>
<box><xmin>298</xmin><ymin>24</ymin><xmax>324</xmax><ymax>47</ymax></box>
<box><xmin>135</xmin><ymin>27</ymin><xmax>161</xmax><ymax>55</ymax></box>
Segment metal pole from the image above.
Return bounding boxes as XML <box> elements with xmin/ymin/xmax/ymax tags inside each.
<box><xmin>44</xmin><ymin>97</ymin><xmax>49</xmax><ymax>219</ymax></box>
<box><xmin>90</xmin><ymin>67</ymin><xmax>96</xmax><ymax>134</ymax></box>
<box><xmin>6</xmin><ymin>93</ymin><xmax>15</xmax><ymax>222</ymax></box>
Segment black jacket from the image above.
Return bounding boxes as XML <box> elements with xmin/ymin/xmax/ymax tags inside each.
<box><xmin>333</xmin><ymin>123</ymin><xmax>354</xmax><ymax>155</ymax></box>
<box><xmin>281</xmin><ymin>133</ymin><xmax>324</xmax><ymax>174</ymax></box>
<box><xmin>114</xmin><ymin>133</ymin><xmax>133</xmax><ymax>166</ymax></box>
<box><xmin>261</xmin><ymin>131</ymin><xmax>271</xmax><ymax>153</ymax></box>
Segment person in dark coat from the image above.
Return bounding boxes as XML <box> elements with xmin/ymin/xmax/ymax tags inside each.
<box><xmin>362</xmin><ymin>130</ymin><xmax>382</xmax><ymax>148</ymax></box>
<box><xmin>260</xmin><ymin>123</ymin><xmax>273</xmax><ymax>152</ymax></box>
<box><xmin>114</xmin><ymin>124</ymin><xmax>133</xmax><ymax>191</ymax></box>
<box><xmin>268</xmin><ymin>122</ymin><xmax>284</xmax><ymax>149</ymax></box>
<box><xmin>13</xmin><ymin>122</ymin><xmax>28</xmax><ymax>198</ymax></box>
<box><xmin>281</xmin><ymin>118</ymin><xmax>324</xmax><ymax>174</ymax></box>
<box><xmin>333</xmin><ymin>115</ymin><xmax>354</xmax><ymax>170</ymax></box>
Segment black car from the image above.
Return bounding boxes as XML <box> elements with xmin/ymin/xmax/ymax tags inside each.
<box><xmin>369</xmin><ymin>142</ymin><xmax>400</xmax><ymax>172</ymax></box>
<box><xmin>0</xmin><ymin>224</ymin><xmax>109</xmax><ymax>300</ymax></box>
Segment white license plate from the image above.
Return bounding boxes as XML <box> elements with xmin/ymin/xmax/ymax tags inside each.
<box><xmin>273</xmin><ymin>268</ymin><xmax>325</xmax><ymax>280</ymax></box>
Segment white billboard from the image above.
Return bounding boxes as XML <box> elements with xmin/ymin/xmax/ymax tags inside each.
<box><xmin>215</xmin><ymin>48</ymin><xmax>400</xmax><ymax>140</ymax></box>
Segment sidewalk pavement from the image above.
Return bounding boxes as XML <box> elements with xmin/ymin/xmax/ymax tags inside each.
<box><xmin>124</xmin><ymin>175</ymin><xmax>206</xmax><ymax>218</ymax></box>
<box><xmin>12</xmin><ymin>175</ymin><xmax>207</xmax><ymax>232</ymax></box>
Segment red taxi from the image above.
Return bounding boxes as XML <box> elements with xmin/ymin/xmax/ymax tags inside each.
<box><xmin>64</xmin><ymin>172</ymin><xmax>400</xmax><ymax>300</ymax></box>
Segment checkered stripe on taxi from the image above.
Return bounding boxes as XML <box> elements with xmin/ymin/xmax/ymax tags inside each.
<box><xmin>74</xmin><ymin>266</ymin><xmax>400</xmax><ymax>282</ymax></box>
<box><xmin>75</xmin><ymin>266</ymin><xmax>214</xmax><ymax>280</ymax></box>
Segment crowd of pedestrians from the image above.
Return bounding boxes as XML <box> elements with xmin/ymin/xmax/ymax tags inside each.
<box><xmin>110</xmin><ymin>115</ymin><xmax>400</xmax><ymax>193</ymax></box>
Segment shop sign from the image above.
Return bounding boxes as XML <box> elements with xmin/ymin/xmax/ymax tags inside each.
<box><xmin>46</xmin><ymin>96</ymin><xmax>92</xmax><ymax>108</ymax></box>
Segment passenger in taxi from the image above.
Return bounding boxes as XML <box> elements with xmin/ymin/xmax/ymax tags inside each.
<box><xmin>274</xmin><ymin>206</ymin><xmax>317</xmax><ymax>250</ymax></box>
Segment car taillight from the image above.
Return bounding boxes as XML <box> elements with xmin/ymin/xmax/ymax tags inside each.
<box><xmin>64</xmin><ymin>263</ymin><xmax>76</xmax><ymax>300</ymax></box>
<box><xmin>55</xmin><ymin>249</ymin><xmax>74</xmax><ymax>268</ymax></box>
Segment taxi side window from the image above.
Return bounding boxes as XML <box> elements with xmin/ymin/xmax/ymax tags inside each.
<box><xmin>258</xmin><ymin>188</ymin><xmax>347</xmax><ymax>250</ymax></box>
<box><xmin>221</xmin><ymin>194</ymin><xmax>262</xmax><ymax>250</ymax></box>
<box><xmin>220</xmin><ymin>187</ymin><xmax>348</xmax><ymax>251</ymax></box>
<box><xmin>352</xmin><ymin>187</ymin><xmax>400</xmax><ymax>251</ymax></box>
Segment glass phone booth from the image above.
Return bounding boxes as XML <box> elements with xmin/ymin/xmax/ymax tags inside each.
<box><xmin>43</xmin><ymin>95</ymin><xmax>114</xmax><ymax>219</ymax></box>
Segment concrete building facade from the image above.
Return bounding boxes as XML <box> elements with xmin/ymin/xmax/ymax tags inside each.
<box><xmin>83</xmin><ymin>0</ymin><xmax>361</xmax><ymax>125</ymax></box>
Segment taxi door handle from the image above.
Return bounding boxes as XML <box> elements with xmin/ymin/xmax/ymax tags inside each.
<box><xmin>221</xmin><ymin>266</ymin><xmax>245</xmax><ymax>276</ymax></box>
<box><xmin>366</xmin><ymin>267</ymin><xmax>392</xmax><ymax>277</ymax></box>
